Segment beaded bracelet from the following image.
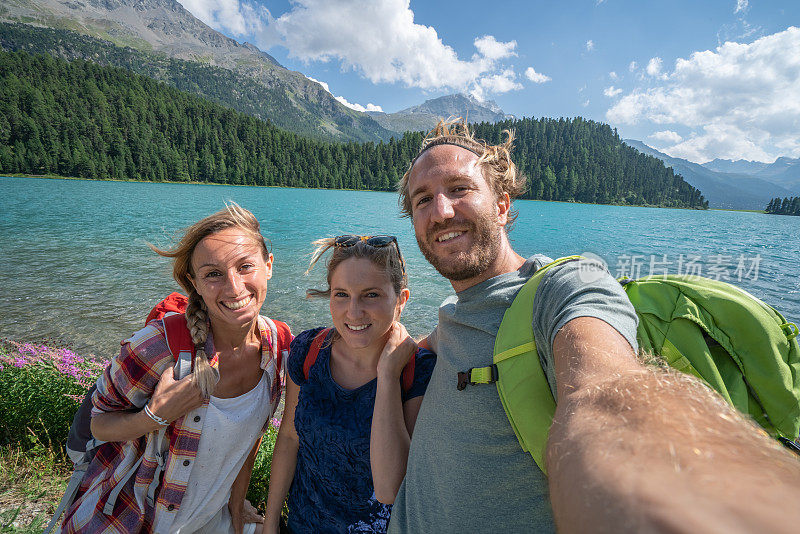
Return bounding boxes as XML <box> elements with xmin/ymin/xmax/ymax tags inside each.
<box><xmin>143</xmin><ymin>402</ymin><xmax>169</xmax><ymax>427</ymax></box>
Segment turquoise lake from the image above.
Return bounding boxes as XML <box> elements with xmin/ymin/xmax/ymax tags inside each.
<box><xmin>1</xmin><ymin>176</ymin><xmax>798</xmax><ymax>360</ymax></box>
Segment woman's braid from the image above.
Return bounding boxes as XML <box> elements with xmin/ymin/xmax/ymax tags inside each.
<box><xmin>186</xmin><ymin>290</ymin><xmax>217</xmax><ymax>397</ymax></box>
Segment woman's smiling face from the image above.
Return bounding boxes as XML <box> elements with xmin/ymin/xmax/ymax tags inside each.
<box><xmin>189</xmin><ymin>227</ymin><xmax>272</xmax><ymax>329</ymax></box>
<box><xmin>329</xmin><ymin>257</ymin><xmax>409</xmax><ymax>352</ymax></box>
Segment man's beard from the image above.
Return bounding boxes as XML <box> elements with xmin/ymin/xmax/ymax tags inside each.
<box><xmin>416</xmin><ymin>214</ymin><xmax>502</xmax><ymax>282</ymax></box>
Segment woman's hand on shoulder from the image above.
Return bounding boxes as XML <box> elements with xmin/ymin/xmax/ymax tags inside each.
<box><xmin>147</xmin><ymin>365</ymin><xmax>205</xmax><ymax>423</ymax></box>
<box><xmin>377</xmin><ymin>322</ymin><xmax>417</xmax><ymax>381</ymax></box>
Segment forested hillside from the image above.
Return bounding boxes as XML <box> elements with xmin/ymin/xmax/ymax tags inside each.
<box><xmin>0</xmin><ymin>23</ymin><xmax>393</xmax><ymax>143</ymax></box>
<box><xmin>765</xmin><ymin>197</ymin><xmax>800</xmax><ymax>215</ymax></box>
<box><xmin>0</xmin><ymin>50</ymin><xmax>707</xmax><ymax>208</ymax></box>
<box><xmin>474</xmin><ymin>120</ymin><xmax>706</xmax><ymax>207</ymax></box>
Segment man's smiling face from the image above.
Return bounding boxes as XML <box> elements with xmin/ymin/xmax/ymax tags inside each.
<box><xmin>407</xmin><ymin>144</ymin><xmax>509</xmax><ymax>289</ymax></box>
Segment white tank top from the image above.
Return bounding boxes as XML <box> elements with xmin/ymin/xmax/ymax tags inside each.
<box><xmin>172</xmin><ymin>370</ymin><xmax>271</xmax><ymax>533</ymax></box>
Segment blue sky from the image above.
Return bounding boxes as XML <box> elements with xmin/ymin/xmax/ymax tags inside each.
<box><xmin>176</xmin><ymin>0</ymin><xmax>800</xmax><ymax>163</ymax></box>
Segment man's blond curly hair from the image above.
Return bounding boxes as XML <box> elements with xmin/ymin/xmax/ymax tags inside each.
<box><xmin>398</xmin><ymin>118</ymin><xmax>526</xmax><ymax>230</ymax></box>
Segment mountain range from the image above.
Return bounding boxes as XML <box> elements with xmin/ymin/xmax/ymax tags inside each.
<box><xmin>368</xmin><ymin>93</ymin><xmax>514</xmax><ymax>134</ymax></box>
<box><xmin>0</xmin><ymin>0</ymin><xmax>515</xmax><ymax>142</ymax></box>
<box><xmin>0</xmin><ymin>0</ymin><xmax>396</xmax><ymax>142</ymax></box>
<box><xmin>703</xmin><ymin>157</ymin><xmax>800</xmax><ymax>192</ymax></box>
<box><xmin>624</xmin><ymin>140</ymin><xmax>799</xmax><ymax>210</ymax></box>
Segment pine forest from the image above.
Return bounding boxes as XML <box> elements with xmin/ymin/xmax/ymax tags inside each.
<box><xmin>765</xmin><ymin>197</ymin><xmax>800</xmax><ymax>216</ymax></box>
<box><xmin>0</xmin><ymin>50</ymin><xmax>708</xmax><ymax>209</ymax></box>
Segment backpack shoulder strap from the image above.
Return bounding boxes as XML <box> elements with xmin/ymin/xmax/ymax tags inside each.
<box><xmin>273</xmin><ymin>320</ymin><xmax>293</xmax><ymax>351</ymax></box>
<box><xmin>401</xmin><ymin>351</ymin><xmax>416</xmax><ymax>392</ymax></box>
<box><xmin>146</xmin><ymin>292</ymin><xmax>189</xmax><ymax>324</ymax></box>
<box><xmin>461</xmin><ymin>256</ymin><xmax>582</xmax><ymax>386</ymax></box>
<box><xmin>273</xmin><ymin>320</ymin><xmax>292</xmax><ymax>376</ymax></box>
<box><xmin>304</xmin><ymin>328</ymin><xmax>331</xmax><ymax>380</ymax></box>
<box><xmin>459</xmin><ymin>256</ymin><xmax>582</xmax><ymax>475</ymax></box>
<box><xmin>494</xmin><ymin>256</ymin><xmax>582</xmax><ymax>362</ymax></box>
<box><xmin>260</xmin><ymin>315</ymin><xmax>293</xmax><ymax>378</ymax></box>
<box><xmin>163</xmin><ymin>312</ymin><xmax>194</xmax><ymax>379</ymax></box>
<box><xmin>139</xmin><ymin>313</ymin><xmax>193</xmax><ymax>508</ymax></box>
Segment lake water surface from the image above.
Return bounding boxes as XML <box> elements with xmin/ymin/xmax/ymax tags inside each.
<box><xmin>1</xmin><ymin>176</ymin><xmax>798</xmax><ymax>359</ymax></box>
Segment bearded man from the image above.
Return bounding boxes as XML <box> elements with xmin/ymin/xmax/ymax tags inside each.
<box><xmin>387</xmin><ymin>120</ymin><xmax>800</xmax><ymax>534</ymax></box>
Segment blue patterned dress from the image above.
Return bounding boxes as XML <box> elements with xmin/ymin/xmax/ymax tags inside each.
<box><xmin>286</xmin><ymin>327</ymin><xmax>436</xmax><ymax>534</ymax></box>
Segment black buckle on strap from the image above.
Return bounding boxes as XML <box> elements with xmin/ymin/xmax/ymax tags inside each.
<box><xmin>456</xmin><ymin>364</ymin><xmax>499</xmax><ymax>391</ymax></box>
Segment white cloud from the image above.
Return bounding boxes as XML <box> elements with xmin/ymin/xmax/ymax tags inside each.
<box><xmin>609</xmin><ymin>71</ymin><xmax>618</xmax><ymax>81</ymax></box>
<box><xmin>306</xmin><ymin>75</ymin><xmax>330</xmax><ymax>92</ymax></box>
<box><xmin>648</xmin><ymin>130</ymin><xmax>683</xmax><ymax>144</ymax></box>
<box><xmin>474</xmin><ymin>35</ymin><xmax>517</xmax><ymax>60</ymax></box>
<box><xmin>645</xmin><ymin>57</ymin><xmax>668</xmax><ymax>79</ymax></box>
<box><xmin>664</xmin><ymin>124</ymin><xmax>771</xmax><ymax>163</ymax></box>
<box><xmin>305</xmin><ymin>75</ymin><xmax>383</xmax><ymax>113</ymax></box>
<box><xmin>734</xmin><ymin>0</ymin><xmax>748</xmax><ymax>14</ymax></box>
<box><xmin>525</xmin><ymin>66</ymin><xmax>551</xmax><ymax>84</ymax></box>
<box><xmin>607</xmin><ymin>27</ymin><xmax>800</xmax><ymax>162</ymax></box>
<box><xmin>603</xmin><ymin>86</ymin><xmax>623</xmax><ymax>97</ymax></box>
<box><xmin>252</xmin><ymin>0</ymin><xmax>519</xmax><ymax>96</ymax></box>
<box><xmin>586</xmin><ymin>40</ymin><xmax>595</xmax><ymax>52</ymax></box>
<box><xmin>178</xmin><ymin>0</ymin><xmax>269</xmax><ymax>39</ymax></box>
<box><xmin>472</xmin><ymin>69</ymin><xmax>523</xmax><ymax>100</ymax></box>
<box><xmin>335</xmin><ymin>96</ymin><xmax>383</xmax><ymax>113</ymax></box>
<box><xmin>628</xmin><ymin>60</ymin><xmax>637</xmax><ymax>72</ymax></box>
<box><xmin>582</xmin><ymin>99</ymin><xmax>590</xmax><ymax>107</ymax></box>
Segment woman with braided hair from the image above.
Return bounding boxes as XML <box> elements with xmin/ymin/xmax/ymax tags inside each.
<box><xmin>60</xmin><ymin>203</ymin><xmax>291</xmax><ymax>534</ymax></box>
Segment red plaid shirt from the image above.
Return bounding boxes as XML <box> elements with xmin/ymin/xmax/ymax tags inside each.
<box><xmin>60</xmin><ymin>316</ymin><xmax>290</xmax><ymax>534</ymax></box>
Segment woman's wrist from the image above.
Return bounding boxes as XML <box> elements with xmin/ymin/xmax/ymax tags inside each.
<box><xmin>143</xmin><ymin>402</ymin><xmax>169</xmax><ymax>426</ymax></box>
<box><xmin>377</xmin><ymin>361</ymin><xmax>402</xmax><ymax>380</ymax></box>
<box><xmin>263</xmin><ymin>509</ymin><xmax>281</xmax><ymax>528</ymax></box>
<box><xmin>376</xmin><ymin>369</ymin><xmax>404</xmax><ymax>388</ymax></box>
<box><xmin>134</xmin><ymin>405</ymin><xmax>166</xmax><ymax>433</ymax></box>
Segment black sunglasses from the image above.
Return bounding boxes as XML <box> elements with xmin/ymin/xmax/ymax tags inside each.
<box><xmin>333</xmin><ymin>235</ymin><xmax>405</xmax><ymax>274</ymax></box>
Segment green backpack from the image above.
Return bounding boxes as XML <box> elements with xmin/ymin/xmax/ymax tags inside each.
<box><xmin>459</xmin><ymin>256</ymin><xmax>800</xmax><ymax>474</ymax></box>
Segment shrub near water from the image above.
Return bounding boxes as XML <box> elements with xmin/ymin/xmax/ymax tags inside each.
<box><xmin>0</xmin><ymin>340</ymin><xmax>103</xmax><ymax>450</ymax></box>
<box><xmin>248</xmin><ymin>418</ymin><xmax>282</xmax><ymax>509</ymax></box>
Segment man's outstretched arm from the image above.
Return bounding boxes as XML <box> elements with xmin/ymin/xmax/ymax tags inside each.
<box><xmin>546</xmin><ymin>316</ymin><xmax>800</xmax><ymax>534</ymax></box>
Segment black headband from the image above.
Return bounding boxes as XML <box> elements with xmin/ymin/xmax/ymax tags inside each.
<box><xmin>410</xmin><ymin>137</ymin><xmax>486</xmax><ymax>168</ymax></box>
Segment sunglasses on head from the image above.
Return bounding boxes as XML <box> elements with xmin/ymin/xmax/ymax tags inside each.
<box><xmin>333</xmin><ymin>235</ymin><xmax>405</xmax><ymax>274</ymax></box>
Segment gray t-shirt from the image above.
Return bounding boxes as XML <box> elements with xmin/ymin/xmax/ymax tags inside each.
<box><xmin>388</xmin><ymin>256</ymin><xmax>639</xmax><ymax>533</ymax></box>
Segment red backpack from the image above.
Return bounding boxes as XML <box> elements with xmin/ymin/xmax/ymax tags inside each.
<box><xmin>303</xmin><ymin>327</ymin><xmax>416</xmax><ymax>391</ymax></box>
<box><xmin>146</xmin><ymin>292</ymin><xmax>290</xmax><ymax>377</ymax></box>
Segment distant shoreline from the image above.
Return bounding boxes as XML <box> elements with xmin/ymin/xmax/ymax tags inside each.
<box><xmin>2</xmin><ymin>173</ymin><xmax>722</xmax><ymax>211</ymax></box>
<box><xmin>1</xmin><ymin>172</ymin><xmax>325</xmax><ymax>190</ymax></box>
